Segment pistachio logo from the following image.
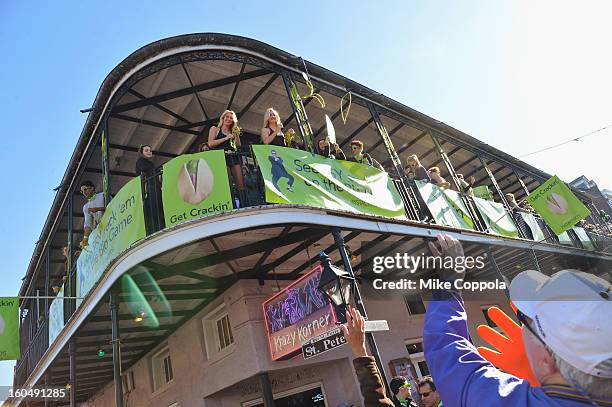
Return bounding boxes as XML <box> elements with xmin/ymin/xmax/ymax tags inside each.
<box><xmin>545</xmin><ymin>192</ymin><xmax>568</xmax><ymax>215</ymax></box>
<box><xmin>177</xmin><ymin>158</ymin><xmax>214</xmax><ymax>205</ymax></box>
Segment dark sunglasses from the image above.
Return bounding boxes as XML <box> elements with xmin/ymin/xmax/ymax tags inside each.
<box><xmin>419</xmin><ymin>391</ymin><xmax>431</xmax><ymax>397</ymax></box>
<box><xmin>516</xmin><ymin>309</ymin><xmax>546</xmax><ymax>345</ymax></box>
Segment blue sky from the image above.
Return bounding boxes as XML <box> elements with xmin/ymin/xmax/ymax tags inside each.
<box><xmin>1</xmin><ymin>0</ymin><xmax>610</xmax><ymax>388</ymax></box>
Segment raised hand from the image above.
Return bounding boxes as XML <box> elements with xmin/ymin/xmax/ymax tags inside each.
<box><xmin>477</xmin><ymin>306</ymin><xmax>539</xmax><ymax>386</ymax></box>
<box><xmin>427</xmin><ymin>234</ymin><xmax>465</xmax><ymax>283</ymax></box>
<box><xmin>340</xmin><ymin>305</ymin><xmax>368</xmax><ymax>358</ymax></box>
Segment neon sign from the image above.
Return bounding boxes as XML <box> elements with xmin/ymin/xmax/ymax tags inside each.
<box><xmin>262</xmin><ymin>264</ymin><xmax>338</xmax><ymax>360</ymax></box>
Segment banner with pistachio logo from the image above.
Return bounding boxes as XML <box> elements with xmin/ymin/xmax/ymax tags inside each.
<box><xmin>526</xmin><ymin>175</ymin><xmax>590</xmax><ymax>235</ymax></box>
<box><xmin>162</xmin><ymin>150</ymin><xmax>232</xmax><ymax>227</ymax></box>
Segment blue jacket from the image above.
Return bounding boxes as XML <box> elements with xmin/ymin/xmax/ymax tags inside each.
<box><xmin>424</xmin><ymin>290</ymin><xmax>611</xmax><ymax>406</ymax></box>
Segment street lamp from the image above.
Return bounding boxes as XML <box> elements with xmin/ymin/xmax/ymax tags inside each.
<box><xmin>317</xmin><ymin>251</ymin><xmax>354</xmax><ymax>323</ymax></box>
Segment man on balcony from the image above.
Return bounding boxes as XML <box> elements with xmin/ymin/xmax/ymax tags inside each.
<box><xmin>79</xmin><ymin>180</ymin><xmax>106</xmax><ymax>247</ymax></box>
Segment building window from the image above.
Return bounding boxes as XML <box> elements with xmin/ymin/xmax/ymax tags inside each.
<box><xmin>216</xmin><ymin>313</ymin><xmax>234</xmax><ymax>351</ymax></box>
<box><xmin>152</xmin><ymin>346</ymin><xmax>174</xmax><ymax>391</ymax></box>
<box><xmin>405</xmin><ymin>339</ymin><xmax>429</xmax><ymax>379</ymax></box>
<box><xmin>416</xmin><ymin>360</ymin><xmax>430</xmax><ymax>377</ymax></box>
<box><xmin>406</xmin><ymin>341</ymin><xmax>424</xmax><ymax>355</ymax></box>
<box><xmin>202</xmin><ymin>304</ymin><xmax>235</xmax><ymax>359</ymax></box>
<box><xmin>405</xmin><ymin>294</ymin><xmax>426</xmax><ymax>315</ymax></box>
<box><xmin>122</xmin><ymin>371</ymin><xmax>135</xmax><ymax>394</ymax></box>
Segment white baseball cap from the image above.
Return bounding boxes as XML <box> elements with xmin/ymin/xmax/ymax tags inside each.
<box><xmin>510</xmin><ymin>269</ymin><xmax>612</xmax><ymax>378</ymax></box>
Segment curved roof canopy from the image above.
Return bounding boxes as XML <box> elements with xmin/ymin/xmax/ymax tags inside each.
<box><xmin>20</xmin><ymin>33</ymin><xmax>580</xmax><ymax>299</ymax></box>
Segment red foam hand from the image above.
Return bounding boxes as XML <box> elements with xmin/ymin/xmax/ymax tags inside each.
<box><xmin>476</xmin><ymin>306</ymin><xmax>539</xmax><ymax>386</ymax></box>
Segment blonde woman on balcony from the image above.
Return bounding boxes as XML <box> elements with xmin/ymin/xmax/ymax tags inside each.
<box><xmin>428</xmin><ymin>166</ymin><xmax>451</xmax><ymax>189</ymax></box>
<box><xmin>260</xmin><ymin>108</ymin><xmax>286</xmax><ymax>147</ymax></box>
<box><xmin>208</xmin><ymin>110</ymin><xmax>244</xmax><ymax>190</ymax></box>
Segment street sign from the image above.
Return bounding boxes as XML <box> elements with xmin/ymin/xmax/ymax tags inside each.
<box><xmin>302</xmin><ymin>327</ymin><xmax>346</xmax><ymax>359</ymax></box>
<box><xmin>364</xmin><ymin>320</ymin><xmax>389</xmax><ymax>332</ymax></box>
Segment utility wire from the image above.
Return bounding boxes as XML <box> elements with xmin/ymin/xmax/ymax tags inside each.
<box><xmin>519</xmin><ymin>124</ymin><xmax>611</xmax><ymax>158</ymax></box>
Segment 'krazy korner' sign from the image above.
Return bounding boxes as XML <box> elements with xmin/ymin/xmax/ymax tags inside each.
<box><xmin>262</xmin><ymin>264</ymin><xmax>338</xmax><ymax>360</ymax></box>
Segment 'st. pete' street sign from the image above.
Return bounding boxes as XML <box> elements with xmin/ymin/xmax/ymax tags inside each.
<box><xmin>302</xmin><ymin>327</ymin><xmax>346</xmax><ymax>359</ymax></box>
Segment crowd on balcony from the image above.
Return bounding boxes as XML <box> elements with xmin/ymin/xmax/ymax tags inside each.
<box><xmin>67</xmin><ymin>106</ymin><xmax>611</xmax><ymax>269</ymax></box>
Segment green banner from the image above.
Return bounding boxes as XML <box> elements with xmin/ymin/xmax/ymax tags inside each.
<box><xmin>162</xmin><ymin>150</ymin><xmax>233</xmax><ymax>227</ymax></box>
<box><xmin>252</xmin><ymin>145</ymin><xmax>406</xmax><ymax>219</ymax></box>
<box><xmin>527</xmin><ymin>175</ymin><xmax>590</xmax><ymax>235</ymax></box>
<box><xmin>443</xmin><ymin>188</ymin><xmax>476</xmax><ymax>229</ymax></box>
<box><xmin>573</xmin><ymin>226</ymin><xmax>596</xmax><ymax>251</ymax></box>
<box><xmin>519</xmin><ymin>212</ymin><xmax>546</xmax><ymax>242</ymax></box>
<box><xmin>77</xmin><ymin>177</ymin><xmax>145</xmax><ymax>307</ymax></box>
<box><xmin>473</xmin><ymin>185</ymin><xmax>494</xmax><ymax>201</ymax></box>
<box><xmin>48</xmin><ymin>286</ymin><xmax>64</xmax><ymax>346</ymax></box>
<box><xmin>472</xmin><ymin>197</ymin><xmax>519</xmax><ymax>237</ymax></box>
<box><xmin>415</xmin><ymin>181</ymin><xmax>474</xmax><ymax>230</ymax></box>
<box><xmin>0</xmin><ymin>297</ymin><xmax>20</xmax><ymax>360</ymax></box>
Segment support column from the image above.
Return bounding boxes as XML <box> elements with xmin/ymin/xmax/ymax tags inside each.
<box><xmin>367</xmin><ymin>104</ymin><xmax>403</xmax><ymax>178</ymax></box>
<box><xmin>282</xmin><ymin>72</ymin><xmax>315</xmax><ymax>153</ymax></box>
<box><xmin>44</xmin><ymin>248</ymin><xmax>50</xmax><ymax>319</ymax></box>
<box><xmin>67</xmin><ymin>196</ymin><xmax>75</xmax><ymax>318</ymax></box>
<box><xmin>431</xmin><ymin>134</ymin><xmax>486</xmax><ymax>231</ymax></box>
<box><xmin>44</xmin><ymin>372</ymin><xmax>50</xmax><ymax>407</ymax></box>
<box><xmin>69</xmin><ymin>340</ymin><xmax>77</xmax><ymax>407</ymax></box>
<box><xmin>102</xmin><ymin>119</ymin><xmax>111</xmax><ymax>206</ymax></box>
<box><xmin>332</xmin><ymin>228</ymin><xmax>391</xmax><ymax>396</ymax></box>
<box><xmin>479</xmin><ymin>157</ymin><xmax>529</xmax><ymax>239</ymax></box>
<box><xmin>367</xmin><ymin>103</ymin><xmax>421</xmax><ymax>221</ymax></box>
<box><xmin>110</xmin><ymin>289</ymin><xmax>124</xmax><ymax>407</ymax></box>
<box><xmin>512</xmin><ymin>169</ymin><xmax>531</xmax><ymax>197</ymax></box>
<box><xmin>258</xmin><ymin>372</ymin><xmax>275</xmax><ymax>407</ymax></box>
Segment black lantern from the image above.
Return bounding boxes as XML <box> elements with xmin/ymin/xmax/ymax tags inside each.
<box><xmin>318</xmin><ymin>252</ymin><xmax>354</xmax><ymax>313</ymax></box>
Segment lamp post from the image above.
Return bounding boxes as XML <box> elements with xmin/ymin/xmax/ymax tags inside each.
<box><xmin>316</xmin><ymin>228</ymin><xmax>391</xmax><ymax>395</ymax></box>
<box><xmin>317</xmin><ymin>252</ymin><xmax>354</xmax><ymax>323</ymax></box>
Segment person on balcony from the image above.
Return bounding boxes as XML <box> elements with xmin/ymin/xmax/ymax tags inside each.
<box><xmin>348</xmin><ymin>140</ymin><xmax>384</xmax><ymax>170</ymax></box>
<box><xmin>405</xmin><ymin>155</ymin><xmax>430</xmax><ymax>182</ymax></box>
<box><xmin>208</xmin><ymin>110</ymin><xmax>244</xmax><ymax>191</ymax></box>
<box><xmin>135</xmin><ymin>144</ymin><xmax>155</xmax><ymax>176</ymax></box>
<box><xmin>79</xmin><ymin>180</ymin><xmax>105</xmax><ymax>248</ymax></box>
<box><xmin>317</xmin><ymin>138</ymin><xmax>346</xmax><ymax>160</ymax></box>
<box><xmin>456</xmin><ymin>173</ymin><xmax>475</xmax><ymax>196</ymax></box>
<box><xmin>428</xmin><ymin>167</ymin><xmax>451</xmax><ymax>189</ymax></box>
<box><xmin>136</xmin><ymin>144</ymin><xmax>164</xmax><ymax>231</ymax></box>
<box><xmin>261</xmin><ymin>108</ymin><xmax>286</xmax><ymax>147</ymax></box>
<box><xmin>506</xmin><ymin>193</ymin><xmax>529</xmax><ymax>212</ymax></box>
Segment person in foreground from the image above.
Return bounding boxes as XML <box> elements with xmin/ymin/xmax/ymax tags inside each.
<box><xmin>390</xmin><ymin>377</ymin><xmax>419</xmax><ymax>407</ymax></box>
<box><xmin>424</xmin><ymin>234</ymin><xmax>612</xmax><ymax>406</ymax></box>
<box><xmin>341</xmin><ymin>305</ymin><xmax>397</xmax><ymax>406</ymax></box>
<box><xmin>416</xmin><ymin>377</ymin><xmax>441</xmax><ymax>407</ymax></box>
